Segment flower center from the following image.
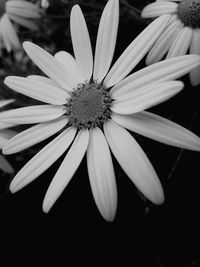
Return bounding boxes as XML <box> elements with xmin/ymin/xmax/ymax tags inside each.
<box><xmin>177</xmin><ymin>0</ymin><xmax>200</xmax><ymax>28</ymax></box>
<box><xmin>65</xmin><ymin>82</ymin><xmax>112</xmax><ymax>129</ymax></box>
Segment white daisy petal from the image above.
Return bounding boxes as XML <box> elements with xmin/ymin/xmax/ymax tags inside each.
<box><xmin>0</xmin><ymin>155</ymin><xmax>14</xmax><ymax>174</ymax></box>
<box><xmin>166</xmin><ymin>27</ymin><xmax>193</xmax><ymax>58</ymax></box>
<box><xmin>54</xmin><ymin>51</ymin><xmax>80</xmax><ymax>85</ymax></box>
<box><xmin>0</xmin><ymin>129</ymin><xmax>16</xmax><ymax>148</ymax></box>
<box><xmin>111</xmin><ymin>55</ymin><xmax>200</xmax><ymax>98</ymax></box>
<box><xmin>70</xmin><ymin>5</ymin><xmax>93</xmax><ymax>82</ymax></box>
<box><xmin>3</xmin><ymin>117</ymin><xmax>67</xmax><ymax>154</ymax></box>
<box><xmin>87</xmin><ymin>127</ymin><xmax>117</xmax><ymax>221</ymax></box>
<box><xmin>146</xmin><ymin>16</ymin><xmax>182</xmax><ymax>64</ymax></box>
<box><xmin>142</xmin><ymin>1</ymin><xmax>178</xmax><ymax>18</ymax></box>
<box><xmin>189</xmin><ymin>29</ymin><xmax>200</xmax><ymax>86</ymax></box>
<box><xmin>0</xmin><ymin>105</ymin><xmax>65</xmax><ymax>124</ymax></box>
<box><xmin>23</xmin><ymin>42</ymin><xmax>75</xmax><ymax>90</ymax></box>
<box><xmin>0</xmin><ymin>122</ymin><xmax>16</xmax><ymax>130</ymax></box>
<box><xmin>10</xmin><ymin>127</ymin><xmax>77</xmax><ymax>193</ymax></box>
<box><xmin>104</xmin><ymin>14</ymin><xmax>171</xmax><ymax>88</ymax></box>
<box><xmin>93</xmin><ymin>0</ymin><xmax>119</xmax><ymax>83</ymax></box>
<box><xmin>4</xmin><ymin>76</ymin><xmax>68</xmax><ymax>105</ymax></box>
<box><xmin>42</xmin><ymin>129</ymin><xmax>89</xmax><ymax>213</ymax></box>
<box><xmin>104</xmin><ymin>120</ymin><xmax>164</xmax><ymax>205</ymax></box>
<box><xmin>111</xmin><ymin>81</ymin><xmax>183</xmax><ymax>115</ymax></box>
<box><xmin>0</xmin><ymin>99</ymin><xmax>15</xmax><ymax>109</ymax></box>
<box><xmin>112</xmin><ymin>111</ymin><xmax>200</xmax><ymax>151</ymax></box>
<box><xmin>27</xmin><ymin>75</ymin><xmax>59</xmax><ymax>86</ymax></box>
<box><xmin>8</xmin><ymin>13</ymin><xmax>39</xmax><ymax>31</ymax></box>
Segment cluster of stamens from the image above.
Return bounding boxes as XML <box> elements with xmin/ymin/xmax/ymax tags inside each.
<box><xmin>65</xmin><ymin>81</ymin><xmax>112</xmax><ymax>130</ymax></box>
<box><xmin>177</xmin><ymin>0</ymin><xmax>200</xmax><ymax>28</ymax></box>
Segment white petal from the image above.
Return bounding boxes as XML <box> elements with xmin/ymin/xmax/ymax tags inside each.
<box><xmin>166</xmin><ymin>26</ymin><xmax>193</xmax><ymax>58</ymax></box>
<box><xmin>189</xmin><ymin>29</ymin><xmax>200</xmax><ymax>86</ymax></box>
<box><xmin>0</xmin><ymin>155</ymin><xmax>14</xmax><ymax>174</ymax></box>
<box><xmin>4</xmin><ymin>76</ymin><xmax>68</xmax><ymax>105</ymax></box>
<box><xmin>23</xmin><ymin>42</ymin><xmax>75</xmax><ymax>91</ymax></box>
<box><xmin>3</xmin><ymin>117</ymin><xmax>67</xmax><ymax>154</ymax></box>
<box><xmin>43</xmin><ymin>129</ymin><xmax>89</xmax><ymax>213</ymax></box>
<box><xmin>27</xmin><ymin>75</ymin><xmax>59</xmax><ymax>86</ymax></box>
<box><xmin>0</xmin><ymin>105</ymin><xmax>65</xmax><ymax>124</ymax></box>
<box><xmin>146</xmin><ymin>16</ymin><xmax>182</xmax><ymax>64</ymax></box>
<box><xmin>70</xmin><ymin>5</ymin><xmax>93</xmax><ymax>82</ymax></box>
<box><xmin>0</xmin><ymin>99</ymin><xmax>15</xmax><ymax>109</ymax></box>
<box><xmin>104</xmin><ymin>14</ymin><xmax>171</xmax><ymax>88</ymax></box>
<box><xmin>6</xmin><ymin>0</ymin><xmax>41</xmax><ymax>18</ymax></box>
<box><xmin>112</xmin><ymin>111</ymin><xmax>200</xmax><ymax>151</ymax></box>
<box><xmin>8</xmin><ymin>13</ymin><xmax>39</xmax><ymax>31</ymax></box>
<box><xmin>0</xmin><ymin>122</ymin><xmax>17</xmax><ymax>130</ymax></box>
<box><xmin>142</xmin><ymin>1</ymin><xmax>178</xmax><ymax>18</ymax></box>
<box><xmin>93</xmin><ymin>0</ymin><xmax>119</xmax><ymax>82</ymax></box>
<box><xmin>87</xmin><ymin>127</ymin><xmax>117</xmax><ymax>221</ymax></box>
<box><xmin>10</xmin><ymin>127</ymin><xmax>77</xmax><ymax>193</ymax></box>
<box><xmin>111</xmin><ymin>81</ymin><xmax>183</xmax><ymax>115</ymax></box>
<box><xmin>111</xmin><ymin>55</ymin><xmax>200</xmax><ymax>98</ymax></box>
<box><xmin>54</xmin><ymin>51</ymin><xmax>80</xmax><ymax>85</ymax></box>
<box><xmin>104</xmin><ymin>120</ymin><xmax>164</xmax><ymax>204</ymax></box>
<box><xmin>0</xmin><ymin>129</ymin><xmax>16</xmax><ymax>148</ymax></box>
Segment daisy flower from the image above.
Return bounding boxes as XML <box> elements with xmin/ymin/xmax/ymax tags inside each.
<box><xmin>0</xmin><ymin>0</ymin><xmax>41</xmax><ymax>53</ymax></box>
<box><xmin>0</xmin><ymin>99</ymin><xmax>16</xmax><ymax>174</ymax></box>
<box><xmin>142</xmin><ymin>0</ymin><xmax>200</xmax><ymax>86</ymax></box>
<box><xmin>1</xmin><ymin>0</ymin><xmax>200</xmax><ymax>221</ymax></box>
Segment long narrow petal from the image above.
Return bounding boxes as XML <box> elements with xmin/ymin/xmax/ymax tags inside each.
<box><xmin>104</xmin><ymin>14</ymin><xmax>170</xmax><ymax>88</ymax></box>
<box><xmin>189</xmin><ymin>29</ymin><xmax>200</xmax><ymax>86</ymax></box>
<box><xmin>54</xmin><ymin>51</ymin><xmax>80</xmax><ymax>85</ymax></box>
<box><xmin>146</xmin><ymin>16</ymin><xmax>182</xmax><ymax>65</ymax></box>
<box><xmin>0</xmin><ymin>129</ymin><xmax>16</xmax><ymax>148</ymax></box>
<box><xmin>93</xmin><ymin>0</ymin><xmax>119</xmax><ymax>83</ymax></box>
<box><xmin>104</xmin><ymin>120</ymin><xmax>164</xmax><ymax>204</ymax></box>
<box><xmin>3</xmin><ymin>117</ymin><xmax>67</xmax><ymax>154</ymax></box>
<box><xmin>0</xmin><ymin>105</ymin><xmax>65</xmax><ymax>124</ymax></box>
<box><xmin>42</xmin><ymin>129</ymin><xmax>89</xmax><ymax>213</ymax></box>
<box><xmin>10</xmin><ymin>127</ymin><xmax>77</xmax><ymax>193</ymax></box>
<box><xmin>111</xmin><ymin>55</ymin><xmax>200</xmax><ymax>98</ymax></box>
<box><xmin>4</xmin><ymin>76</ymin><xmax>68</xmax><ymax>105</ymax></box>
<box><xmin>112</xmin><ymin>111</ymin><xmax>200</xmax><ymax>151</ymax></box>
<box><xmin>27</xmin><ymin>75</ymin><xmax>59</xmax><ymax>86</ymax></box>
<box><xmin>0</xmin><ymin>99</ymin><xmax>14</xmax><ymax>108</ymax></box>
<box><xmin>166</xmin><ymin>27</ymin><xmax>193</xmax><ymax>58</ymax></box>
<box><xmin>8</xmin><ymin>13</ymin><xmax>39</xmax><ymax>31</ymax></box>
<box><xmin>111</xmin><ymin>81</ymin><xmax>183</xmax><ymax>115</ymax></box>
<box><xmin>141</xmin><ymin>2</ymin><xmax>178</xmax><ymax>18</ymax></box>
<box><xmin>0</xmin><ymin>155</ymin><xmax>14</xmax><ymax>174</ymax></box>
<box><xmin>70</xmin><ymin>5</ymin><xmax>93</xmax><ymax>82</ymax></box>
<box><xmin>23</xmin><ymin>42</ymin><xmax>75</xmax><ymax>91</ymax></box>
<box><xmin>87</xmin><ymin>128</ymin><xmax>117</xmax><ymax>221</ymax></box>
<box><xmin>0</xmin><ymin>122</ymin><xmax>16</xmax><ymax>130</ymax></box>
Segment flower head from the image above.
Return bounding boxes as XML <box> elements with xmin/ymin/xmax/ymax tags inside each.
<box><xmin>1</xmin><ymin>0</ymin><xmax>200</xmax><ymax>221</ymax></box>
<box><xmin>0</xmin><ymin>0</ymin><xmax>41</xmax><ymax>53</ymax></box>
<box><xmin>142</xmin><ymin>0</ymin><xmax>200</xmax><ymax>86</ymax></box>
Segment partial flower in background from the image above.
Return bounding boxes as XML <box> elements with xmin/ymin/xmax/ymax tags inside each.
<box><xmin>0</xmin><ymin>0</ymin><xmax>41</xmax><ymax>54</ymax></box>
<box><xmin>142</xmin><ymin>0</ymin><xmax>200</xmax><ymax>86</ymax></box>
<box><xmin>1</xmin><ymin>0</ymin><xmax>200</xmax><ymax>221</ymax></box>
<box><xmin>0</xmin><ymin>99</ymin><xmax>16</xmax><ymax>174</ymax></box>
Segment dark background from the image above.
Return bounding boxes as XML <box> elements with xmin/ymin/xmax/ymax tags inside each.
<box><xmin>0</xmin><ymin>0</ymin><xmax>200</xmax><ymax>266</ymax></box>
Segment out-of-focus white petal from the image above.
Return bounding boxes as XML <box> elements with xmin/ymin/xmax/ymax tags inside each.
<box><xmin>166</xmin><ymin>27</ymin><xmax>193</xmax><ymax>58</ymax></box>
<box><xmin>142</xmin><ymin>1</ymin><xmax>178</xmax><ymax>18</ymax></box>
<box><xmin>87</xmin><ymin>127</ymin><xmax>117</xmax><ymax>221</ymax></box>
<box><xmin>104</xmin><ymin>120</ymin><xmax>164</xmax><ymax>204</ymax></box>
<box><xmin>23</xmin><ymin>42</ymin><xmax>75</xmax><ymax>91</ymax></box>
<box><xmin>0</xmin><ymin>129</ymin><xmax>16</xmax><ymax>148</ymax></box>
<box><xmin>10</xmin><ymin>127</ymin><xmax>77</xmax><ymax>193</ymax></box>
<box><xmin>111</xmin><ymin>81</ymin><xmax>183</xmax><ymax>115</ymax></box>
<box><xmin>3</xmin><ymin>117</ymin><xmax>67</xmax><ymax>154</ymax></box>
<box><xmin>4</xmin><ymin>76</ymin><xmax>68</xmax><ymax>105</ymax></box>
<box><xmin>0</xmin><ymin>122</ymin><xmax>16</xmax><ymax>130</ymax></box>
<box><xmin>104</xmin><ymin>14</ymin><xmax>171</xmax><ymax>88</ymax></box>
<box><xmin>0</xmin><ymin>99</ymin><xmax>15</xmax><ymax>109</ymax></box>
<box><xmin>189</xmin><ymin>29</ymin><xmax>200</xmax><ymax>86</ymax></box>
<box><xmin>70</xmin><ymin>5</ymin><xmax>93</xmax><ymax>82</ymax></box>
<box><xmin>54</xmin><ymin>51</ymin><xmax>80</xmax><ymax>86</ymax></box>
<box><xmin>93</xmin><ymin>0</ymin><xmax>119</xmax><ymax>83</ymax></box>
<box><xmin>146</xmin><ymin>16</ymin><xmax>182</xmax><ymax>64</ymax></box>
<box><xmin>8</xmin><ymin>13</ymin><xmax>39</xmax><ymax>31</ymax></box>
<box><xmin>111</xmin><ymin>55</ymin><xmax>200</xmax><ymax>98</ymax></box>
<box><xmin>112</xmin><ymin>111</ymin><xmax>200</xmax><ymax>151</ymax></box>
<box><xmin>0</xmin><ymin>155</ymin><xmax>14</xmax><ymax>174</ymax></box>
<box><xmin>42</xmin><ymin>129</ymin><xmax>89</xmax><ymax>213</ymax></box>
<box><xmin>0</xmin><ymin>105</ymin><xmax>65</xmax><ymax>124</ymax></box>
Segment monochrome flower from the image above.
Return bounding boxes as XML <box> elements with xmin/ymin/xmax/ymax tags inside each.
<box><xmin>142</xmin><ymin>0</ymin><xmax>200</xmax><ymax>86</ymax></box>
<box><xmin>1</xmin><ymin>0</ymin><xmax>200</xmax><ymax>221</ymax></box>
<box><xmin>0</xmin><ymin>0</ymin><xmax>41</xmax><ymax>53</ymax></box>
